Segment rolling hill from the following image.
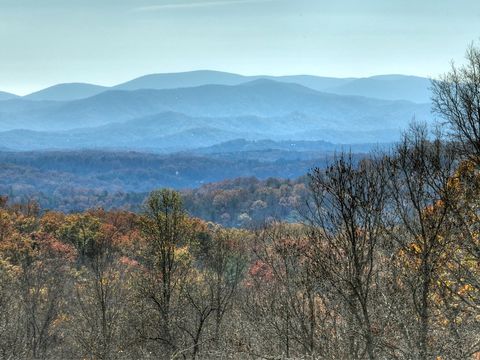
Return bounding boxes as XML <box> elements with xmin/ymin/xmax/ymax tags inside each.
<box><xmin>114</xmin><ymin>70</ymin><xmax>356</xmax><ymax>94</ymax></box>
<box><xmin>0</xmin><ymin>108</ymin><xmax>405</xmax><ymax>151</ymax></box>
<box><xmin>24</xmin><ymin>83</ymin><xmax>108</xmax><ymax>101</ymax></box>
<box><xmin>16</xmin><ymin>70</ymin><xmax>431</xmax><ymax>103</ymax></box>
<box><xmin>325</xmin><ymin>75</ymin><xmax>432</xmax><ymax>103</ymax></box>
<box><xmin>114</xmin><ymin>71</ymin><xmax>431</xmax><ymax>103</ymax></box>
<box><xmin>114</xmin><ymin>70</ymin><xmax>250</xmax><ymax>90</ymax></box>
<box><xmin>0</xmin><ymin>80</ymin><xmax>430</xmax><ymax>134</ymax></box>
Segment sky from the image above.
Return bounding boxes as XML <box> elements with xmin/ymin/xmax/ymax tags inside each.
<box><xmin>1</xmin><ymin>0</ymin><xmax>480</xmax><ymax>95</ymax></box>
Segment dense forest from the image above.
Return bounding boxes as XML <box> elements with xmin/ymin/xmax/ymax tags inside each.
<box><xmin>183</xmin><ymin>176</ymin><xmax>310</xmax><ymax>227</ymax></box>
<box><xmin>0</xmin><ymin>168</ymin><xmax>312</xmax><ymax>226</ymax></box>
<box><xmin>0</xmin><ymin>150</ymin><xmax>343</xmax><ymax>225</ymax></box>
<box><xmin>1</xmin><ymin>46</ymin><xmax>480</xmax><ymax>360</ymax></box>
<box><xmin>0</xmin><ymin>149</ymin><xmax>340</xmax><ymax>198</ymax></box>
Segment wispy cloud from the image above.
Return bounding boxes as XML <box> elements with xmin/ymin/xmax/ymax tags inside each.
<box><xmin>135</xmin><ymin>0</ymin><xmax>274</xmax><ymax>12</ymax></box>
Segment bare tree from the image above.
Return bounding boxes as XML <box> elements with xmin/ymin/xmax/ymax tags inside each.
<box><xmin>432</xmin><ymin>43</ymin><xmax>480</xmax><ymax>158</ymax></box>
<box><xmin>243</xmin><ymin>223</ymin><xmax>330</xmax><ymax>358</ymax></box>
<box><xmin>137</xmin><ymin>189</ymin><xmax>192</xmax><ymax>358</ymax></box>
<box><xmin>69</xmin><ymin>221</ymin><xmax>131</xmax><ymax>360</ymax></box>
<box><xmin>196</xmin><ymin>226</ymin><xmax>246</xmax><ymax>353</ymax></box>
<box><xmin>385</xmin><ymin>124</ymin><xmax>457</xmax><ymax>359</ymax></box>
<box><xmin>307</xmin><ymin>153</ymin><xmax>388</xmax><ymax>360</ymax></box>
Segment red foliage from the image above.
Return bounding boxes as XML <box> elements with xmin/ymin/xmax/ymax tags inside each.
<box><xmin>119</xmin><ymin>256</ymin><xmax>139</xmax><ymax>268</ymax></box>
<box><xmin>248</xmin><ymin>259</ymin><xmax>273</xmax><ymax>282</ymax></box>
<box><xmin>38</xmin><ymin>233</ymin><xmax>77</xmax><ymax>263</ymax></box>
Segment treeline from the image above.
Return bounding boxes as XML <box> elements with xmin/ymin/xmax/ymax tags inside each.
<box><xmin>182</xmin><ymin>176</ymin><xmax>310</xmax><ymax>227</ymax></box>
<box><xmin>0</xmin><ymin>149</ymin><xmax>337</xmax><ymax>196</ymax></box>
<box><xmin>0</xmin><ymin>45</ymin><xmax>480</xmax><ymax>360</ymax></box>
<box><xmin>2</xmin><ymin>176</ymin><xmax>312</xmax><ymax>226</ymax></box>
<box><xmin>0</xmin><ymin>150</ymin><xmax>336</xmax><ymax>216</ymax></box>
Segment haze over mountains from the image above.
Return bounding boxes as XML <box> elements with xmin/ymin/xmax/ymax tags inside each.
<box><xmin>0</xmin><ymin>69</ymin><xmax>436</xmax><ymax>206</ymax></box>
<box><xmin>11</xmin><ymin>70</ymin><xmax>431</xmax><ymax>103</ymax></box>
<box><xmin>0</xmin><ymin>70</ymin><xmax>432</xmax><ymax>153</ymax></box>
<box><xmin>25</xmin><ymin>83</ymin><xmax>108</xmax><ymax>101</ymax></box>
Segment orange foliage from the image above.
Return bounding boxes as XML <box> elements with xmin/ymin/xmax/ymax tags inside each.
<box><xmin>248</xmin><ymin>260</ymin><xmax>273</xmax><ymax>282</ymax></box>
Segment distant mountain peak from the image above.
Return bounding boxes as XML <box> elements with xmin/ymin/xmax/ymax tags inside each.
<box><xmin>25</xmin><ymin>83</ymin><xmax>107</xmax><ymax>101</ymax></box>
<box><xmin>14</xmin><ymin>70</ymin><xmax>433</xmax><ymax>103</ymax></box>
<box><xmin>0</xmin><ymin>91</ymin><xmax>19</xmax><ymax>101</ymax></box>
<box><xmin>114</xmin><ymin>70</ymin><xmax>249</xmax><ymax>91</ymax></box>
<box><xmin>368</xmin><ymin>74</ymin><xmax>427</xmax><ymax>81</ymax></box>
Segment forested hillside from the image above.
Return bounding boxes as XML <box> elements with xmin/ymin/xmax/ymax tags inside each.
<box><xmin>0</xmin><ymin>149</ymin><xmax>330</xmax><ymax>188</ymax></box>
<box><xmin>1</xmin><ymin>45</ymin><xmax>480</xmax><ymax>359</ymax></box>
<box><xmin>1</xmin><ymin>125</ymin><xmax>480</xmax><ymax>358</ymax></box>
<box><xmin>0</xmin><ymin>147</ymin><xmax>371</xmax><ymax>227</ymax></box>
<box><xmin>3</xmin><ymin>0</ymin><xmax>480</xmax><ymax>358</ymax></box>
<box><xmin>1</xmin><ymin>172</ymin><xmax>311</xmax><ymax>227</ymax></box>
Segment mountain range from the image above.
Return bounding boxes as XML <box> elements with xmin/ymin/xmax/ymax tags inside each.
<box><xmin>25</xmin><ymin>83</ymin><xmax>108</xmax><ymax>101</ymax></box>
<box><xmin>6</xmin><ymin>70</ymin><xmax>432</xmax><ymax>103</ymax></box>
<box><xmin>0</xmin><ymin>70</ymin><xmax>434</xmax><ymax>152</ymax></box>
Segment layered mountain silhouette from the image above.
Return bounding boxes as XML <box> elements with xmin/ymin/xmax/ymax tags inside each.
<box><xmin>0</xmin><ymin>71</ymin><xmax>433</xmax><ymax>151</ymax></box>
<box><xmin>325</xmin><ymin>75</ymin><xmax>432</xmax><ymax>102</ymax></box>
<box><xmin>114</xmin><ymin>70</ymin><xmax>250</xmax><ymax>91</ymax></box>
<box><xmin>25</xmin><ymin>83</ymin><xmax>108</xmax><ymax>101</ymax></box>
<box><xmin>7</xmin><ymin>70</ymin><xmax>431</xmax><ymax>103</ymax></box>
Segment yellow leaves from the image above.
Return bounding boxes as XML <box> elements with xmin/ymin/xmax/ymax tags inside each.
<box><xmin>175</xmin><ymin>246</ymin><xmax>189</xmax><ymax>258</ymax></box>
<box><xmin>438</xmin><ymin>278</ymin><xmax>453</xmax><ymax>288</ymax></box>
<box><xmin>58</xmin><ymin>214</ymin><xmax>102</xmax><ymax>245</ymax></box>
<box><xmin>422</xmin><ymin>200</ymin><xmax>446</xmax><ymax>222</ymax></box>
<box><xmin>436</xmin><ymin>234</ymin><xmax>446</xmax><ymax>245</ymax></box>
<box><xmin>100</xmin><ymin>277</ymin><xmax>109</xmax><ymax>287</ymax></box>
<box><xmin>0</xmin><ymin>209</ymin><xmax>13</xmax><ymax>228</ymax></box>
<box><xmin>458</xmin><ymin>283</ymin><xmax>474</xmax><ymax>295</ymax></box>
<box><xmin>175</xmin><ymin>246</ymin><xmax>193</xmax><ymax>266</ymax></box>
<box><xmin>0</xmin><ymin>257</ymin><xmax>21</xmax><ymax>278</ymax></box>
<box><xmin>449</xmin><ymin>159</ymin><xmax>480</xmax><ymax>202</ymax></box>
<box><xmin>458</xmin><ymin>158</ymin><xmax>477</xmax><ymax>175</ymax></box>
<box><xmin>446</xmin><ymin>175</ymin><xmax>461</xmax><ymax>193</ymax></box>
<box><xmin>409</xmin><ymin>242</ymin><xmax>422</xmax><ymax>254</ymax></box>
<box><xmin>40</xmin><ymin>211</ymin><xmax>65</xmax><ymax>234</ymax></box>
<box><xmin>28</xmin><ymin>286</ymin><xmax>48</xmax><ymax>298</ymax></box>
<box><xmin>14</xmin><ymin>215</ymin><xmax>37</xmax><ymax>234</ymax></box>
<box><xmin>470</xmin><ymin>231</ymin><xmax>480</xmax><ymax>242</ymax></box>
<box><xmin>395</xmin><ymin>241</ymin><xmax>425</xmax><ymax>272</ymax></box>
<box><xmin>0</xmin><ymin>233</ymin><xmax>36</xmax><ymax>265</ymax></box>
<box><xmin>52</xmin><ymin>313</ymin><xmax>70</xmax><ymax>328</ymax></box>
<box><xmin>49</xmin><ymin>313</ymin><xmax>71</xmax><ymax>336</ymax></box>
<box><xmin>189</xmin><ymin>268</ymin><xmax>207</xmax><ymax>285</ymax></box>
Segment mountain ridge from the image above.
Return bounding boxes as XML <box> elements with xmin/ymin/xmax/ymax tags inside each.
<box><xmin>25</xmin><ymin>83</ymin><xmax>108</xmax><ymax>101</ymax></box>
<box><xmin>0</xmin><ymin>80</ymin><xmax>430</xmax><ymax>134</ymax></box>
<box><xmin>11</xmin><ymin>70</ymin><xmax>431</xmax><ymax>103</ymax></box>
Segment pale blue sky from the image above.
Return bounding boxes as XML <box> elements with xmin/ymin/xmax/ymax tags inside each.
<box><xmin>1</xmin><ymin>0</ymin><xmax>480</xmax><ymax>94</ymax></box>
